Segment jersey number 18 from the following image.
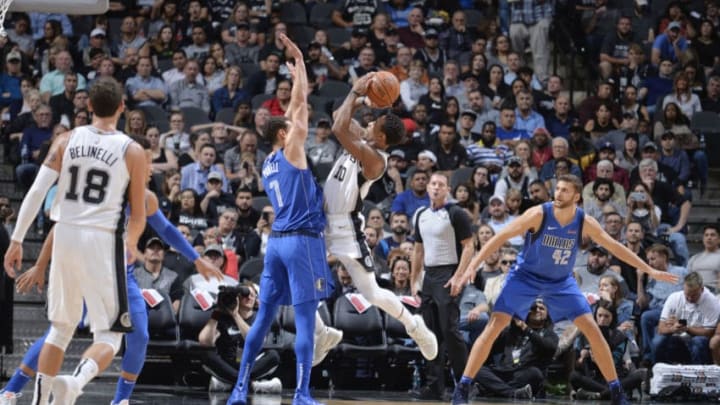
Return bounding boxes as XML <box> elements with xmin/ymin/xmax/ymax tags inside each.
<box><xmin>64</xmin><ymin>165</ymin><xmax>110</xmax><ymax>204</ymax></box>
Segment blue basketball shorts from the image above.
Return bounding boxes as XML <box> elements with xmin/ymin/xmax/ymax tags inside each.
<box><xmin>260</xmin><ymin>233</ymin><xmax>334</xmax><ymax>306</ymax></box>
<box><xmin>493</xmin><ymin>268</ymin><xmax>591</xmax><ymax>322</ymax></box>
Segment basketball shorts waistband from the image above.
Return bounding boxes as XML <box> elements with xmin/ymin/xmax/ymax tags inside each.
<box><xmin>270</xmin><ymin>229</ymin><xmax>323</xmax><ymax>239</ymax></box>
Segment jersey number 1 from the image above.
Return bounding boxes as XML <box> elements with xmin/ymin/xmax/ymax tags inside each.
<box><xmin>65</xmin><ymin>165</ymin><xmax>110</xmax><ymax>204</ymax></box>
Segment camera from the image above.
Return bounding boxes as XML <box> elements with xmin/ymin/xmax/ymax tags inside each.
<box><xmin>216</xmin><ymin>285</ymin><xmax>251</xmax><ymax>312</ymax></box>
<box><xmin>678</xmin><ymin>319</ymin><xmax>687</xmax><ymax>327</ymax></box>
<box><xmin>630</xmin><ymin>192</ymin><xmax>646</xmax><ymax>202</ymax></box>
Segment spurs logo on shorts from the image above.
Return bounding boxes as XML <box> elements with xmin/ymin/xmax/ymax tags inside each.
<box><xmin>120</xmin><ymin>312</ymin><xmax>132</xmax><ymax>328</ymax></box>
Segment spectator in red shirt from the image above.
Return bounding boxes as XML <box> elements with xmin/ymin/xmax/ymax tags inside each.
<box><xmin>260</xmin><ymin>79</ymin><xmax>291</xmax><ymax>116</ymax></box>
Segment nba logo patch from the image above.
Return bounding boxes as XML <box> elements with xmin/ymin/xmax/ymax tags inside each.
<box><xmin>316</xmin><ymin>278</ymin><xmax>325</xmax><ymax>291</ymax></box>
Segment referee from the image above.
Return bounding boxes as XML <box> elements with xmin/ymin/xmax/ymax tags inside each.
<box><xmin>410</xmin><ymin>172</ymin><xmax>474</xmax><ymax>399</ymax></box>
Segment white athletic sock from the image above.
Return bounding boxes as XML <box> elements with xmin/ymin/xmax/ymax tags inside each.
<box><xmin>32</xmin><ymin>373</ymin><xmax>55</xmax><ymax>405</ymax></box>
<box><xmin>396</xmin><ymin>303</ymin><xmax>417</xmax><ymax>331</ymax></box>
<box><xmin>71</xmin><ymin>358</ymin><xmax>99</xmax><ymax>388</ymax></box>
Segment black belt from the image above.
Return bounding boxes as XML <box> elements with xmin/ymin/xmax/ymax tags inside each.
<box><xmin>270</xmin><ymin>230</ymin><xmax>323</xmax><ymax>239</ymax></box>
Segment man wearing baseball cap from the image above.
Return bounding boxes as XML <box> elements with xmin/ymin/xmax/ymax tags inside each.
<box><xmin>306</xmin><ymin>118</ymin><xmax>339</xmax><ymax>166</ymax></box>
<box><xmin>494</xmin><ymin>156</ymin><xmax>535</xmax><ymax>200</ymax></box>
<box><xmin>457</xmin><ymin>110</ymin><xmax>480</xmax><ymax>147</ymax></box>
<box><xmin>651</xmin><ymin>20</ymin><xmax>688</xmax><ymax>65</ymax></box>
<box><xmin>414</xmin><ymin>27</ymin><xmax>446</xmax><ymax>75</ymax></box>
<box><xmin>134</xmin><ymin>237</ymin><xmax>184</xmax><ymax>313</ymax></box>
<box><xmin>0</xmin><ymin>51</ymin><xmax>23</xmax><ymax>107</ymax></box>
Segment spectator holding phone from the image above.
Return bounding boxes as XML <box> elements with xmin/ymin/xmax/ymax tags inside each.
<box><xmin>243</xmin><ymin>206</ymin><xmax>274</xmax><ymax>258</ymax></box>
<box><xmin>652</xmin><ymin>272</ymin><xmax>720</xmax><ymax>365</ymax></box>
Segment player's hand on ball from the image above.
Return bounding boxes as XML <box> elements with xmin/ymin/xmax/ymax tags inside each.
<box><xmin>351</xmin><ymin>72</ymin><xmax>375</xmax><ymax>96</ymax></box>
<box><xmin>650</xmin><ymin>269</ymin><xmax>679</xmax><ymax>284</ymax></box>
<box><xmin>16</xmin><ymin>265</ymin><xmax>46</xmax><ymax>293</ymax></box>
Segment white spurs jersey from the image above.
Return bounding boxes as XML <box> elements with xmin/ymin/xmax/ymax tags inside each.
<box><xmin>323</xmin><ymin>148</ymin><xmax>387</xmax><ymax>215</ymax></box>
<box><xmin>51</xmin><ymin>126</ymin><xmax>133</xmax><ymax>232</ymax></box>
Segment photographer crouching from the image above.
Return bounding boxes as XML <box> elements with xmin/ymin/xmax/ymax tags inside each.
<box><xmin>198</xmin><ymin>281</ymin><xmax>282</xmax><ymax>393</ymax></box>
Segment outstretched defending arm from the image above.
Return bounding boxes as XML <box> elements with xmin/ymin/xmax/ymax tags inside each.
<box><xmin>145</xmin><ymin>190</ymin><xmax>223</xmax><ymax>281</ymax></box>
<box><xmin>331</xmin><ymin>74</ymin><xmax>386</xmax><ymax>180</ymax></box>
<box><xmin>583</xmin><ymin>215</ymin><xmax>679</xmax><ymax>284</ymax></box>
<box><xmin>280</xmin><ymin>33</ymin><xmax>310</xmax><ymax>168</ymax></box>
<box><xmin>448</xmin><ymin>205</ymin><xmax>544</xmax><ymax>296</ymax></box>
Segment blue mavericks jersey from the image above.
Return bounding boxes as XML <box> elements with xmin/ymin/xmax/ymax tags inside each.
<box><xmin>262</xmin><ymin>149</ymin><xmax>325</xmax><ymax>233</ymax></box>
<box><xmin>517</xmin><ymin>202</ymin><xmax>585</xmax><ymax>282</ymax></box>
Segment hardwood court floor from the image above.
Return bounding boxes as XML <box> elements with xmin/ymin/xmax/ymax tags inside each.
<box><xmin>14</xmin><ymin>381</ymin><xmax>698</xmax><ymax>404</ymax></box>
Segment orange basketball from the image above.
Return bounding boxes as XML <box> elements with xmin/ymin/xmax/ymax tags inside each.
<box><xmin>366</xmin><ymin>71</ymin><xmax>400</xmax><ymax>108</ymax></box>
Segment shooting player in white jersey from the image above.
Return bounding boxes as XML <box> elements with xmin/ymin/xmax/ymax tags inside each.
<box><xmin>318</xmin><ymin>73</ymin><xmax>438</xmax><ymax>361</ymax></box>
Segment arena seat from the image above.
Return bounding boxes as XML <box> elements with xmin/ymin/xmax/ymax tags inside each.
<box><xmin>215</xmin><ymin>107</ymin><xmax>236</xmax><ymax>125</ymax></box>
<box><xmin>146</xmin><ymin>291</ymin><xmax>180</xmax><ymax>353</ymax></box>
<box><xmin>177</xmin><ymin>293</ymin><xmax>213</xmax><ymax>352</ymax></box>
<box><xmin>332</xmin><ymin>295</ymin><xmax>387</xmax><ymax>358</ymax></box>
<box><xmin>238</xmin><ymin>257</ymin><xmax>264</xmax><ymax>283</ymax></box>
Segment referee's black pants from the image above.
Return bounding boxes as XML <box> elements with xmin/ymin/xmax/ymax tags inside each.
<box><xmin>421</xmin><ymin>265</ymin><xmax>468</xmax><ymax>395</ymax></box>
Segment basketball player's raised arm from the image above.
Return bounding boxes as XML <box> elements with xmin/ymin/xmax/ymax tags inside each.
<box><xmin>125</xmin><ymin>142</ymin><xmax>148</xmax><ymax>260</ymax></box>
<box><xmin>583</xmin><ymin>215</ymin><xmax>679</xmax><ymax>284</ymax></box>
<box><xmin>3</xmin><ymin>133</ymin><xmax>68</xmax><ymax>277</ymax></box>
<box><xmin>279</xmin><ymin>33</ymin><xmax>310</xmax><ymax>168</ymax></box>
<box><xmin>145</xmin><ymin>190</ymin><xmax>223</xmax><ymax>281</ymax></box>
<box><xmin>331</xmin><ymin>73</ymin><xmax>386</xmax><ymax>180</ymax></box>
<box><xmin>448</xmin><ymin>206</ymin><xmax>544</xmax><ymax>296</ymax></box>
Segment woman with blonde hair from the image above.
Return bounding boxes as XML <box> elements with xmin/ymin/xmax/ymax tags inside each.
<box><xmin>212</xmin><ymin>65</ymin><xmax>248</xmax><ymax>116</ymax></box>
<box><xmin>125</xmin><ymin>109</ymin><xmax>147</xmax><ymax>137</ymax></box>
<box><xmin>662</xmin><ymin>72</ymin><xmax>702</xmax><ymax>119</ymax></box>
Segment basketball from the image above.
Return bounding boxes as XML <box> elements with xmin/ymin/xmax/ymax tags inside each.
<box><xmin>366</xmin><ymin>71</ymin><xmax>400</xmax><ymax>108</ymax></box>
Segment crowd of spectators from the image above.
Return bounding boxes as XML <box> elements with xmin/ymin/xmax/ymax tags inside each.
<box><xmin>3</xmin><ymin>0</ymin><xmax>720</xmax><ymax>400</ymax></box>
